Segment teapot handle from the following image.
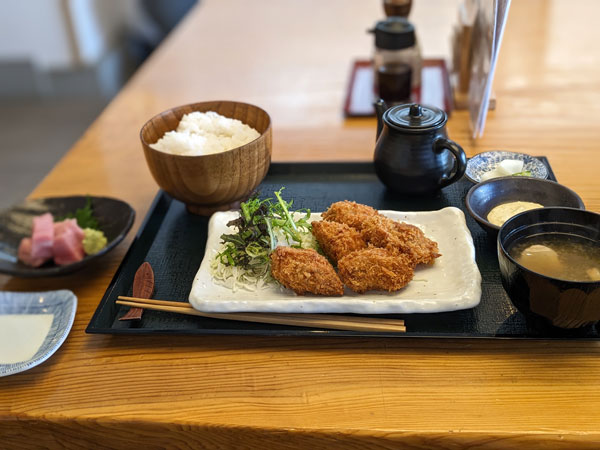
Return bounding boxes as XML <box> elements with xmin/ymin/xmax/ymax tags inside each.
<box><xmin>433</xmin><ymin>138</ymin><xmax>467</xmax><ymax>188</ymax></box>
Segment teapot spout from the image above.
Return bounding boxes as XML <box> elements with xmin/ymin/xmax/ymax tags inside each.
<box><xmin>374</xmin><ymin>99</ymin><xmax>388</xmax><ymax>141</ymax></box>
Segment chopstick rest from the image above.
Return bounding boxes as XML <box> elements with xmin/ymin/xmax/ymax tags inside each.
<box><xmin>119</xmin><ymin>262</ymin><xmax>154</xmax><ymax>321</ymax></box>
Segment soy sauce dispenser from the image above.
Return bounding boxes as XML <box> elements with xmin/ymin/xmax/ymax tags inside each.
<box><xmin>370</xmin><ymin>17</ymin><xmax>422</xmax><ymax>105</ymax></box>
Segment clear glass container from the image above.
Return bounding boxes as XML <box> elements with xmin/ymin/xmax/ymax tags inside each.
<box><xmin>371</xmin><ymin>17</ymin><xmax>422</xmax><ymax>104</ymax></box>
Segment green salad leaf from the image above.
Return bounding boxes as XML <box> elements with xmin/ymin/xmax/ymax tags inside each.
<box><xmin>60</xmin><ymin>196</ymin><xmax>100</xmax><ymax>230</ymax></box>
<box><xmin>216</xmin><ymin>188</ymin><xmax>312</xmax><ymax>271</ymax></box>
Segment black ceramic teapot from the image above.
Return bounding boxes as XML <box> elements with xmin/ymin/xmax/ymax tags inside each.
<box><xmin>374</xmin><ymin>100</ymin><xmax>467</xmax><ymax>195</ymax></box>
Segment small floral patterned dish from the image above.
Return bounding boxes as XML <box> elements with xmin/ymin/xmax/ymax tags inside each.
<box><xmin>465</xmin><ymin>151</ymin><xmax>548</xmax><ymax>183</ymax></box>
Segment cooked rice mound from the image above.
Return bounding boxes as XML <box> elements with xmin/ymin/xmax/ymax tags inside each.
<box><xmin>150</xmin><ymin>111</ymin><xmax>260</xmax><ymax>156</ymax></box>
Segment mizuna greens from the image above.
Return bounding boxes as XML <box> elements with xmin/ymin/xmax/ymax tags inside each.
<box><xmin>211</xmin><ymin>188</ymin><xmax>315</xmax><ymax>291</ymax></box>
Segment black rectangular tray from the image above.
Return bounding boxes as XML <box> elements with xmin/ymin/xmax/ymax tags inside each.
<box><xmin>86</xmin><ymin>161</ymin><xmax>599</xmax><ymax>339</ymax></box>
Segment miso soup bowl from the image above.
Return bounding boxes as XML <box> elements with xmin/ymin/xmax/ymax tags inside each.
<box><xmin>140</xmin><ymin>101</ymin><xmax>272</xmax><ymax>215</ymax></box>
<box><xmin>498</xmin><ymin>207</ymin><xmax>600</xmax><ymax>329</ymax></box>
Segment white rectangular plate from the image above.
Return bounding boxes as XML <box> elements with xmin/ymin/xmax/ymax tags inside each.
<box><xmin>190</xmin><ymin>207</ymin><xmax>481</xmax><ymax>314</ymax></box>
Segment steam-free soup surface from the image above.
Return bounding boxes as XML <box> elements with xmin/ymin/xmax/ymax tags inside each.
<box><xmin>509</xmin><ymin>233</ymin><xmax>600</xmax><ymax>282</ymax></box>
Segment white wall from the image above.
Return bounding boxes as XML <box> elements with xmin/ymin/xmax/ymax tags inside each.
<box><xmin>0</xmin><ymin>0</ymin><xmax>74</xmax><ymax>70</ymax></box>
<box><xmin>67</xmin><ymin>0</ymin><xmax>137</xmax><ymax>66</ymax></box>
<box><xmin>411</xmin><ymin>0</ymin><xmax>462</xmax><ymax>58</ymax></box>
<box><xmin>0</xmin><ymin>0</ymin><xmax>461</xmax><ymax>71</ymax></box>
<box><xmin>0</xmin><ymin>0</ymin><xmax>138</xmax><ymax>70</ymax></box>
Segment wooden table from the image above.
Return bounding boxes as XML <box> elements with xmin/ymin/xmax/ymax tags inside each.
<box><xmin>2</xmin><ymin>0</ymin><xmax>600</xmax><ymax>447</ymax></box>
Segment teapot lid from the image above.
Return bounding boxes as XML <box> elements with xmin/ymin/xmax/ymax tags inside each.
<box><xmin>384</xmin><ymin>103</ymin><xmax>446</xmax><ymax>132</ymax></box>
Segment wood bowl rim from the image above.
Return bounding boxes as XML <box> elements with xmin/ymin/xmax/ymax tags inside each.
<box><xmin>139</xmin><ymin>100</ymin><xmax>272</xmax><ymax>159</ymax></box>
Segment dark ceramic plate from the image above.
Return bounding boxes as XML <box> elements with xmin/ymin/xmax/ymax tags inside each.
<box><xmin>0</xmin><ymin>196</ymin><xmax>135</xmax><ymax>277</ymax></box>
<box><xmin>465</xmin><ymin>177</ymin><xmax>585</xmax><ymax>237</ymax></box>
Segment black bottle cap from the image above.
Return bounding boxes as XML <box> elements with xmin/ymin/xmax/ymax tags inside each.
<box><xmin>371</xmin><ymin>17</ymin><xmax>416</xmax><ymax>50</ymax></box>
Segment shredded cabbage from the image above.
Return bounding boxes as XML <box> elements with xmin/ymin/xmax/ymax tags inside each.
<box><xmin>210</xmin><ymin>188</ymin><xmax>321</xmax><ymax>291</ymax></box>
<box><xmin>210</xmin><ymin>228</ymin><xmax>317</xmax><ymax>291</ymax></box>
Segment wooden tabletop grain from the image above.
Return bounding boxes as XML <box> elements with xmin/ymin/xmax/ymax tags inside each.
<box><xmin>2</xmin><ymin>0</ymin><xmax>600</xmax><ymax>448</ymax></box>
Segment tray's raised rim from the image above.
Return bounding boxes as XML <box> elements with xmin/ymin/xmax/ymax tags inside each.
<box><xmin>85</xmin><ymin>191</ymin><xmax>171</xmax><ymax>334</ymax></box>
<box><xmin>85</xmin><ymin>158</ymin><xmax>585</xmax><ymax>339</ymax></box>
<box><xmin>85</xmin><ymin>325</ymin><xmax>600</xmax><ymax>340</ymax></box>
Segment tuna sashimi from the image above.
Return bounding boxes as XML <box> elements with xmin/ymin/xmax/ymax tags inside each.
<box><xmin>18</xmin><ymin>237</ymin><xmax>49</xmax><ymax>267</ymax></box>
<box><xmin>30</xmin><ymin>212</ymin><xmax>54</xmax><ymax>260</ymax></box>
<box><xmin>19</xmin><ymin>215</ymin><xmax>88</xmax><ymax>267</ymax></box>
<box><xmin>54</xmin><ymin>218</ymin><xmax>84</xmax><ymax>240</ymax></box>
<box><xmin>53</xmin><ymin>227</ymin><xmax>85</xmax><ymax>266</ymax></box>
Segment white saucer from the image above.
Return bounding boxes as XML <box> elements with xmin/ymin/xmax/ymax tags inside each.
<box><xmin>0</xmin><ymin>290</ymin><xmax>77</xmax><ymax>377</ymax></box>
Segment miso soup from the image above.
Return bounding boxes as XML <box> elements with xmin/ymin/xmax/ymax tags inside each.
<box><xmin>508</xmin><ymin>233</ymin><xmax>600</xmax><ymax>282</ymax></box>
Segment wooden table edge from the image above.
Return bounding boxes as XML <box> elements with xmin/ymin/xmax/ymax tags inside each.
<box><xmin>2</xmin><ymin>417</ymin><xmax>600</xmax><ymax>448</ymax></box>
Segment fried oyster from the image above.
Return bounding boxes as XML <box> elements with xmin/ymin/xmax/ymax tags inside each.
<box><xmin>270</xmin><ymin>247</ymin><xmax>344</xmax><ymax>296</ymax></box>
<box><xmin>311</xmin><ymin>220</ymin><xmax>366</xmax><ymax>263</ymax></box>
<box><xmin>321</xmin><ymin>200</ymin><xmax>380</xmax><ymax>231</ymax></box>
<box><xmin>337</xmin><ymin>248</ymin><xmax>414</xmax><ymax>294</ymax></box>
<box><xmin>271</xmin><ymin>200</ymin><xmax>439</xmax><ymax>296</ymax></box>
<box><xmin>360</xmin><ymin>214</ymin><xmax>441</xmax><ymax>266</ymax></box>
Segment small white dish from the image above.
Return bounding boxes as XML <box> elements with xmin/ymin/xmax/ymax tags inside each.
<box><xmin>190</xmin><ymin>207</ymin><xmax>482</xmax><ymax>314</ymax></box>
<box><xmin>465</xmin><ymin>151</ymin><xmax>548</xmax><ymax>183</ymax></box>
<box><xmin>0</xmin><ymin>290</ymin><xmax>77</xmax><ymax>377</ymax></box>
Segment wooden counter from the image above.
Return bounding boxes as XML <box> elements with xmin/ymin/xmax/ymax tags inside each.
<box><xmin>2</xmin><ymin>0</ymin><xmax>600</xmax><ymax>448</ymax></box>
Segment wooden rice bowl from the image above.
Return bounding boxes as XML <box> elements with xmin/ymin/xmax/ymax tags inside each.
<box><xmin>140</xmin><ymin>101</ymin><xmax>272</xmax><ymax>215</ymax></box>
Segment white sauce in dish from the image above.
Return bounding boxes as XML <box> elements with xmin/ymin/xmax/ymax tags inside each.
<box><xmin>0</xmin><ymin>314</ymin><xmax>54</xmax><ymax>364</ymax></box>
<box><xmin>487</xmin><ymin>201</ymin><xmax>544</xmax><ymax>227</ymax></box>
<box><xmin>480</xmin><ymin>159</ymin><xmax>524</xmax><ymax>181</ymax></box>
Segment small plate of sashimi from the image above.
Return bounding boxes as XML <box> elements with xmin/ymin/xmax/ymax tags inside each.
<box><xmin>0</xmin><ymin>196</ymin><xmax>134</xmax><ymax>277</ymax></box>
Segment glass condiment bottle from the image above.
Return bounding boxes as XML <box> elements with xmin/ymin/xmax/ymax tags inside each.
<box><xmin>370</xmin><ymin>17</ymin><xmax>422</xmax><ymax>105</ymax></box>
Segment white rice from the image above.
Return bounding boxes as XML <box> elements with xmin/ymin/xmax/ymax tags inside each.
<box><xmin>150</xmin><ymin>111</ymin><xmax>260</xmax><ymax>156</ymax></box>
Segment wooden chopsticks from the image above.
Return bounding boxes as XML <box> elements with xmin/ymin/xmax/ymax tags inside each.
<box><xmin>116</xmin><ymin>296</ymin><xmax>406</xmax><ymax>333</ymax></box>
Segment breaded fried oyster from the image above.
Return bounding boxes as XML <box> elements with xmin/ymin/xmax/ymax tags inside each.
<box><xmin>337</xmin><ymin>248</ymin><xmax>414</xmax><ymax>293</ymax></box>
<box><xmin>391</xmin><ymin>221</ymin><xmax>441</xmax><ymax>265</ymax></box>
<box><xmin>321</xmin><ymin>201</ymin><xmax>379</xmax><ymax>231</ymax></box>
<box><xmin>360</xmin><ymin>215</ymin><xmax>441</xmax><ymax>266</ymax></box>
<box><xmin>270</xmin><ymin>247</ymin><xmax>344</xmax><ymax>296</ymax></box>
<box><xmin>311</xmin><ymin>220</ymin><xmax>366</xmax><ymax>263</ymax></box>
